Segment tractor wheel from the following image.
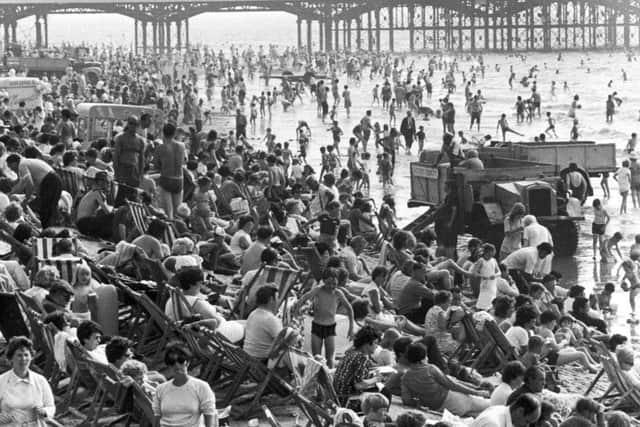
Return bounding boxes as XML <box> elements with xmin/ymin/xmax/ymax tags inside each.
<box><xmin>551</xmin><ymin>220</ymin><xmax>579</xmax><ymax>256</ymax></box>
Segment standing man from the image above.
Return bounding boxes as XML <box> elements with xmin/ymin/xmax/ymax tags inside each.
<box><xmin>400</xmin><ymin>110</ymin><xmax>417</xmax><ymax>155</ymax></box>
<box><xmin>7</xmin><ymin>154</ymin><xmax>62</xmax><ymax>228</ymax></box>
<box><xmin>235</xmin><ymin>109</ymin><xmax>247</xmax><ymax>139</ymax></box>
<box><xmin>154</xmin><ymin>123</ymin><xmax>185</xmax><ymax>219</ymax></box>
<box><xmin>360</xmin><ymin>110</ymin><xmax>373</xmax><ymax>153</ymax></box>
<box><xmin>113</xmin><ymin>115</ymin><xmax>145</xmax><ymax>207</ymax></box>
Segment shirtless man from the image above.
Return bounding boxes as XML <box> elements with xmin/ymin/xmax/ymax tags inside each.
<box><xmin>113</xmin><ymin>115</ymin><xmax>146</xmax><ymax>207</ymax></box>
<box><xmin>154</xmin><ymin>123</ymin><xmax>185</xmax><ymax>219</ymax></box>
<box><xmin>497</xmin><ymin>114</ymin><xmax>524</xmax><ymax>142</ymax></box>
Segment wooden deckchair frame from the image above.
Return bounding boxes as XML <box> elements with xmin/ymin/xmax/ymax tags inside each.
<box><xmin>471</xmin><ymin>320</ymin><xmax>518</xmax><ymax>375</ymax></box>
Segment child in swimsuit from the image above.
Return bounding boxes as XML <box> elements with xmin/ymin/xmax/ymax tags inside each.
<box><xmin>294</xmin><ymin>267</ymin><xmax>354</xmax><ymax>368</ymax></box>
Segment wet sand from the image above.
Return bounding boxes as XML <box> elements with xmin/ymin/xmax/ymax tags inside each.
<box><xmin>204</xmin><ymin>51</ymin><xmax>640</xmax><ymax>340</ymax></box>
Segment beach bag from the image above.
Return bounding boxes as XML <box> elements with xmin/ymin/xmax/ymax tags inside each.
<box><xmin>229</xmin><ymin>197</ymin><xmax>250</xmax><ymax>217</ymax></box>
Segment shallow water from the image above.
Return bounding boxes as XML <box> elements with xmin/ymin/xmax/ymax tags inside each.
<box><xmin>205</xmin><ymin>51</ymin><xmax>640</xmax><ymax>339</ymax></box>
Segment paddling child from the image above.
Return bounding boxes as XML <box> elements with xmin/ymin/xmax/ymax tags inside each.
<box><xmin>591</xmin><ymin>199</ymin><xmax>609</xmax><ymax>260</ymax></box>
<box><xmin>295</xmin><ymin>267</ymin><xmax>354</xmax><ymax>368</ymax></box>
<box><xmin>544</xmin><ymin>112</ymin><xmax>558</xmax><ymax>138</ymax></box>
<box><xmin>497</xmin><ymin>114</ymin><xmax>524</xmax><ymax>142</ymax></box>
<box><xmin>619</xmin><ymin>259</ymin><xmax>640</xmax><ymax>320</ymax></box>
<box><xmin>600</xmin><ymin>231</ymin><xmax>623</xmax><ymax>263</ymax></box>
<box><xmin>328</xmin><ymin>121</ymin><xmax>343</xmax><ymax>157</ymax></box>
<box><xmin>606</xmin><ymin>95</ymin><xmax>615</xmax><ymax>123</ymax></box>
<box><xmin>570</xmin><ymin>119</ymin><xmax>579</xmax><ymax>141</ymax></box>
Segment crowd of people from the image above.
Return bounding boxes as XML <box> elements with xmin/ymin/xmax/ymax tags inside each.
<box><xmin>0</xmin><ymin>41</ymin><xmax>638</xmax><ymax>427</ymax></box>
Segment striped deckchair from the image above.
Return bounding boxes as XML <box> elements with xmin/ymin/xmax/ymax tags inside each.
<box><xmin>233</xmin><ymin>264</ymin><xmax>301</xmax><ymax>320</ymax></box>
<box><xmin>33</xmin><ymin>237</ymin><xmax>83</xmax><ymax>283</ymax></box>
<box><xmin>55</xmin><ymin>167</ymin><xmax>85</xmax><ymax>200</ymax></box>
<box><xmin>127</xmin><ymin>200</ymin><xmax>177</xmax><ymax>248</ymax></box>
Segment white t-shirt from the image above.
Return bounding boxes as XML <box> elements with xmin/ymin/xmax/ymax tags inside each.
<box><xmin>153</xmin><ymin>378</ymin><xmax>216</xmax><ymax>427</ymax></box>
<box><xmin>505</xmin><ymin>325</ymin><xmax>530</xmax><ymax>350</ymax></box>
<box><xmin>243</xmin><ymin>307</ymin><xmax>282</xmax><ymax>360</ymax></box>
<box><xmin>388</xmin><ymin>271</ymin><xmax>410</xmax><ymax>301</ymax></box>
<box><xmin>230</xmin><ymin>229</ymin><xmax>251</xmax><ymax>258</ymax></box>
<box><xmin>503</xmin><ymin>247</ymin><xmax>540</xmax><ymax>275</ymax></box>
<box><xmin>470</xmin><ymin>404</ymin><xmax>513</xmax><ymax>427</ymax></box>
<box><xmin>616</xmin><ymin>167</ymin><xmax>632</xmax><ymax>192</ymax></box>
<box><xmin>523</xmin><ymin>223</ymin><xmax>553</xmax><ymax>248</ymax></box>
<box><xmin>489</xmin><ymin>383</ymin><xmax>514</xmax><ymax>406</ymax></box>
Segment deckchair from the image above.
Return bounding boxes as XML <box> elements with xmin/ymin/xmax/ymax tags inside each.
<box><xmin>585</xmin><ymin>341</ymin><xmax>610</xmax><ymax>396</ymax></box>
<box><xmin>451</xmin><ymin>313</ymin><xmax>484</xmax><ymax>365</ymax></box>
<box><xmin>64</xmin><ymin>340</ymin><xmax>99</xmax><ymax>408</ymax></box>
<box><xmin>471</xmin><ymin>320</ymin><xmax>518</xmax><ymax>375</ymax></box>
<box><xmin>126</xmin><ymin>200</ymin><xmax>177</xmax><ymax>248</ymax></box>
<box><xmin>84</xmin><ymin>357</ymin><xmax>131</xmax><ymax>427</ymax></box>
<box><xmin>596</xmin><ymin>353</ymin><xmax>640</xmax><ymax>415</ymax></box>
<box><xmin>231</xmin><ymin>263</ymin><xmax>301</xmax><ymax>320</ymax></box>
<box><xmin>117</xmin><ymin>283</ymin><xmax>183</xmax><ymax>359</ymax></box>
<box><xmin>127</xmin><ymin>382</ymin><xmax>154</xmax><ymax>427</ymax></box>
<box><xmin>204</xmin><ymin>329</ymin><xmax>333</xmax><ymax>426</ymax></box>
<box><xmin>32</xmin><ymin>237</ymin><xmax>83</xmax><ymax>283</ymax></box>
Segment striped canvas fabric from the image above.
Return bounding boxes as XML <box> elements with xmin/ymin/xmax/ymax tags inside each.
<box><xmin>34</xmin><ymin>237</ymin><xmax>78</xmax><ymax>260</ymax></box>
<box><xmin>126</xmin><ymin>201</ymin><xmax>149</xmax><ymax>236</ymax></box>
<box><xmin>127</xmin><ymin>200</ymin><xmax>177</xmax><ymax>248</ymax></box>
<box><xmin>39</xmin><ymin>257</ymin><xmax>83</xmax><ymax>283</ymax></box>
<box><xmin>255</xmin><ymin>265</ymin><xmax>299</xmax><ymax>307</ymax></box>
<box><xmin>54</xmin><ymin>167</ymin><xmax>85</xmax><ymax>199</ymax></box>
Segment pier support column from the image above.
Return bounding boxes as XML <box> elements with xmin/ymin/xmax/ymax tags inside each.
<box><xmin>346</xmin><ymin>19</ymin><xmax>351</xmax><ymax>50</ymax></box>
<box><xmin>134</xmin><ymin>19</ymin><xmax>138</xmax><ymax>53</ymax></box>
<box><xmin>142</xmin><ymin>21</ymin><xmax>148</xmax><ymax>53</ymax></box>
<box><xmin>306</xmin><ymin>19</ymin><xmax>312</xmax><ymax>55</ymax></box>
<box><xmin>297</xmin><ymin>19</ymin><xmax>302</xmax><ymax>50</ymax></box>
<box><xmin>319</xmin><ymin>19</ymin><xmax>324</xmax><ymax>51</ymax></box>
<box><xmin>388</xmin><ymin>6</ymin><xmax>394</xmax><ymax>52</ymax></box>
<box><xmin>356</xmin><ymin>15</ymin><xmax>362</xmax><ymax>50</ymax></box>
<box><xmin>35</xmin><ymin>15</ymin><xmax>43</xmax><ymax>48</ymax></box>
<box><xmin>367</xmin><ymin>11</ymin><xmax>373</xmax><ymax>51</ymax></box>
<box><xmin>471</xmin><ymin>14</ymin><xmax>476</xmax><ymax>51</ymax></box>
<box><xmin>408</xmin><ymin>3</ymin><xmax>415</xmax><ymax>52</ymax></box>
<box><xmin>10</xmin><ymin>21</ymin><xmax>16</xmax><ymax>44</ymax></box>
<box><xmin>422</xmin><ymin>6</ymin><xmax>427</xmax><ymax>50</ymax></box>
<box><xmin>484</xmin><ymin>5</ymin><xmax>490</xmax><ymax>50</ymax></box>
<box><xmin>43</xmin><ymin>15</ymin><xmax>48</xmax><ymax>47</ymax></box>
<box><xmin>166</xmin><ymin>21</ymin><xmax>172</xmax><ymax>52</ymax></box>
<box><xmin>185</xmin><ymin>19</ymin><xmax>190</xmax><ymax>48</ymax></box>
<box><xmin>153</xmin><ymin>21</ymin><xmax>158</xmax><ymax>53</ymax></box>
<box><xmin>3</xmin><ymin>24</ymin><xmax>9</xmax><ymax>51</ymax></box>
<box><xmin>375</xmin><ymin>8</ymin><xmax>381</xmax><ymax>52</ymax></box>
<box><xmin>334</xmin><ymin>19</ymin><xmax>340</xmax><ymax>51</ymax></box>
<box><xmin>176</xmin><ymin>20</ymin><xmax>182</xmax><ymax>50</ymax></box>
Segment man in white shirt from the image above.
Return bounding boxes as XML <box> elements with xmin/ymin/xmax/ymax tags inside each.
<box><xmin>522</xmin><ymin>215</ymin><xmax>554</xmax><ymax>275</ymax></box>
<box><xmin>502</xmin><ymin>243</ymin><xmax>554</xmax><ymax>294</ymax></box>
<box><xmin>244</xmin><ymin>285</ymin><xmax>282</xmax><ymax>362</ymax></box>
<box><xmin>471</xmin><ymin>393</ymin><xmax>541</xmax><ymax>427</ymax></box>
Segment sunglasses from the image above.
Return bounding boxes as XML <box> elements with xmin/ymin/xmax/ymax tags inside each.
<box><xmin>167</xmin><ymin>355</ymin><xmax>189</xmax><ymax>365</ymax></box>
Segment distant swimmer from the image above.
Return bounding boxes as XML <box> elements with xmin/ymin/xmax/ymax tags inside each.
<box><xmin>497</xmin><ymin>114</ymin><xmax>524</xmax><ymax>142</ymax></box>
<box><xmin>622</xmin><ymin>69</ymin><xmax>628</xmax><ymax>81</ymax></box>
<box><xmin>627</xmin><ymin>133</ymin><xmax>638</xmax><ymax>154</ymax></box>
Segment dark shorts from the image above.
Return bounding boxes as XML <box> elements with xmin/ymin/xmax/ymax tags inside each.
<box><xmin>311</xmin><ymin>321</ymin><xmax>336</xmax><ymax>339</ymax></box>
<box><xmin>592</xmin><ymin>223</ymin><xmax>606</xmax><ymax>235</ymax></box>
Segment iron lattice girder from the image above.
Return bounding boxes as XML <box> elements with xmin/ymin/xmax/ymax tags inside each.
<box><xmin>0</xmin><ymin>0</ymin><xmax>639</xmax><ymax>23</ymax></box>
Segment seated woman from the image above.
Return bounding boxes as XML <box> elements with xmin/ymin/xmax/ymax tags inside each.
<box><xmin>164</xmin><ymin>267</ymin><xmax>244</xmax><ymax>343</ymax></box>
<box><xmin>198</xmin><ymin>228</ymin><xmax>240</xmax><ymax>274</ymax></box>
<box><xmin>43</xmin><ymin>311</ymin><xmax>77</xmax><ymax>373</ymax></box>
<box><xmin>71</xmin><ymin>264</ymin><xmax>119</xmax><ymax>336</ymax></box>
<box><xmin>358</xmin><ymin>201</ymin><xmax>379</xmax><ymax>243</ymax></box>
<box><xmin>423</xmin><ymin>291</ymin><xmax>461</xmax><ymax>356</ymax></box>
<box><xmin>132</xmin><ymin>219</ymin><xmax>170</xmax><ymax>260</ymax></box>
<box><xmin>333</xmin><ymin>326</ymin><xmax>383</xmax><ymax>406</ymax></box>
